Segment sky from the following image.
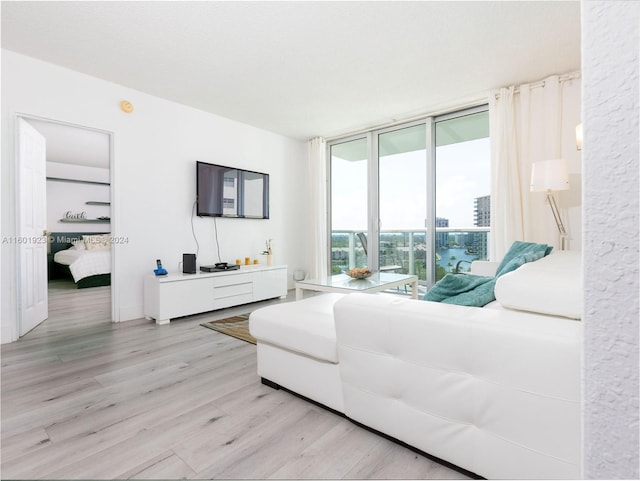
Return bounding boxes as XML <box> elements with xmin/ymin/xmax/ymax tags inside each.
<box><xmin>332</xmin><ymin>137</ymin><xmax>490</xmax><ymax>231</ymax></box>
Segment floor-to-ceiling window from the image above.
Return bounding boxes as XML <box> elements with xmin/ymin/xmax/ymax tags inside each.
<box><xmin>329</xmin><ymin>106</ymin><xmax>489</xmax><ymax>294</ymax></box>
<box><xmin>330</xmin><ymin>137</ymin><xmax>368</xmax><ymax>274</ymax></box>
<box><xmin>434</xmin><ymin>109</ymin><xmax>490</xmax><ymax>281</ymax></box>
<box><xmin>377</xmin><ymin>122</ymin><xmax>428</xmax><ymax>280</ymax></box>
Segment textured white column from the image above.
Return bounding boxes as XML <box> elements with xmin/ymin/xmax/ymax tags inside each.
<box><xmin>582</xmin><ymin>1</ymin><xmax>639</xmax><ymax>479</ymax></box>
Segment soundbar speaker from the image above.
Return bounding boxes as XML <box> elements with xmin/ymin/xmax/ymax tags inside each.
<box><xmin>183</xmin><ymin>253</ymin><xmax>196</xmax><ymax>274</ymax></box>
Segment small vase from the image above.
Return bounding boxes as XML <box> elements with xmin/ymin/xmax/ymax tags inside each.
<box><xmin>267</xmin><ymin>254</ymin><xmax>273</xmax><ymax>266</ymax></box>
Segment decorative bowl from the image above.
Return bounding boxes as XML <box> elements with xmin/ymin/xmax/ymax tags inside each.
<box><xmin>347</xmin><ymin>268</ymin><xmax>372</xmax><ymax>279</ymax></box>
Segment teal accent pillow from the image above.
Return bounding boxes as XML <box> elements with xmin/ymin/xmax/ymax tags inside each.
<box><xmin>495</xmin><ymin>241</ymin><xmax>552</xmax><ymax>277</ymax></box>
<box><xmin>494</xmin><ymin>249</ymin><xmax>547</xmax><ymax>278</ymax></box>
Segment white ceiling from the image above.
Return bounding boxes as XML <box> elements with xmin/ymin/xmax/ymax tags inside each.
<box><xmin>1</xmin><ymin>1</ymin><xmax>581</xmax><ymax>141</ymax></box>
<box><xmin>26</xmin><ymin>118</ymin><xmax>110</xmax><ymax>168</ymax></box>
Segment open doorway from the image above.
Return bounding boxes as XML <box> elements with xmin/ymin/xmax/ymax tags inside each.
<box><xmin>16</xmin><ymin>116</ymin><xmax>114</xmax><ymax>337</ymax></box>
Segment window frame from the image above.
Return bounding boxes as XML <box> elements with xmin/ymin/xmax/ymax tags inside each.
<box><xmin>327</xmin><ymin>104</ymin><xmax>490</xmax><ymax>288</ymax></box>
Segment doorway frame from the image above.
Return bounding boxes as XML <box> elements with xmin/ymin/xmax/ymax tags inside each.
<box><xmin>14</xmin><ymin>113</ymin><xmax>117</xmax><ymax>335</ymax></box>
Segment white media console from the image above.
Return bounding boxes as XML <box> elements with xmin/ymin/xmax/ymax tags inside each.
<box><xmin>144</xmin><ymin>264</ymin><xmax>288</xmax><ymax>325</ymax></box>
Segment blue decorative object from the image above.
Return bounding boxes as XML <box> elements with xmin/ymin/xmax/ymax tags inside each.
<box><xmin>154</xmin><ymin>259</ymin><xmax>168</xmax><ymax>276</ymax></box>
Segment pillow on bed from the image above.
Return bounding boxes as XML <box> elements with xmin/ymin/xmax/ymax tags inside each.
<box><xmin>70</xmin><ymin>238</ymin><xmax>86</xmax><ymax>250</ymax></box>
<box><xmin>84</xmin><ymin>234</ymin><xmax>110</xmax><ymax>250</ymax></box>
<box><xmin>70</xmin><ymin>240</ymin><xmax>86</xmax><ymax>250</ymax></box>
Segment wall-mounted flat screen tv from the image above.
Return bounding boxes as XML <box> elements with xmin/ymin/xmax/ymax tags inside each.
<box><xmin>196</xmin><ymin>161</ymin><xmax>269</xmax><ymax>219</ymax></box>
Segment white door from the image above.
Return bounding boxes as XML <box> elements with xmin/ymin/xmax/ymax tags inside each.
<box><xmin>18</xmin><ymin>118</ymin><xmax>48</xmax><ymax>336</ymax></box>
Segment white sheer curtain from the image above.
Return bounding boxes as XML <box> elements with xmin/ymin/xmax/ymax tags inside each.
<box><xmin>308</xmin><ymin>137</ymin><xmax>328</xmax><ymax>279</ymax></box>
<box><xmin>489</xmin><ymin>75</ymin><xmax>563</xmax><ymax>260</ymax></box>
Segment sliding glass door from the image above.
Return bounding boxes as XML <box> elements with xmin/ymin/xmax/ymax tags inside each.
<box><xmin>377</xmin><ymin>123</ymin><xmax>428</xmax><ymax>280</ymax></box>
<box><xmin>434</xmin><ymin>110</ymin><xmax>490</xmax><ymax>281</ymax></box>
<box><xmin>328</xmin><ymin>106</ymin><xmax>490</xmax><ymax>293</ymax></box>
<box><xmin>329</xmin><ymin>137</ymin><xmax>368</xmax><ymax>274</ymax></box>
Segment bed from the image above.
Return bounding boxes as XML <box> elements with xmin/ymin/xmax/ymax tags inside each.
<box><xmin>49</xmin><ymin>232</ymin><xmax>111</xmax><ymax>288</ymax></box>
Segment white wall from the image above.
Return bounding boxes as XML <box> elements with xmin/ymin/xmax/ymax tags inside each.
<box><xmin>47</xmin><ymin>161</ymin><xmax>111</xmax><ymax>233</ymax></box>
<box><xmin>1</xmin><ymin>50</ymin><xmax>309</xmax><ymax>342</ymax></box>
<box><xmin>582</xmin><ymin>1</ymin><xmax>639</xmax><ymax>478</ymax></box>
<box><xmin>46</xmin><ymin>179</ymin><xmax>110</xmax><ymax>234</ymax></box>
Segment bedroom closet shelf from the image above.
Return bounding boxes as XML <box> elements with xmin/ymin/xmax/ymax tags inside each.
<box><xmin>46</xmin><ymin>176</ymin><xmax>110</xmax><ymax>186</ymax></box>
<box><xmin>60</xmin><ymin>219</ymin><xmax>110</xmax><ymax>223</ymax></box>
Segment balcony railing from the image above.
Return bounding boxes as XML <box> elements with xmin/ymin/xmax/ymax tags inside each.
<box><xmin>331</xmin><ymin>228</ymin><xmax>490</xmax><ymax>288</ymax></box>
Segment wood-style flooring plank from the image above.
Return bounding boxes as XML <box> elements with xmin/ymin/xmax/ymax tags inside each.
<box><xmin>267</xmin><ymin>420</ymin><xmax>386</xmax><ymax>479</ymax></box>
<box><xmin>205</xmin><ymin>407</ymin><xmax>344</xmax><ymax>479</ymax></box>
<box><xmin>118</xmin><ymin>450</ymin><xmax>196</xmax><ymax>480</ymax></box>
<box><xmin>345</xmin><ymin>438</ymin><xmax>468</xmax><ymax>480</ymax></box>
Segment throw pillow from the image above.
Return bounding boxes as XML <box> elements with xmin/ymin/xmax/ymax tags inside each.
<box><xmin>494</xmin><ymin>249</ymin><xmax>546</xmax><ymax>278</ymax></box>
<box><xmin>70</xmin><ymin>239</ymin><xmax>86</xmax><ymax>250</ymax></box>
<box><xmin>84</xmin><ymin>233</ymin><xmax>110</xmax><ymax>250</ymax></box>
<box><xmin>494</xmin><ymin>241</ymin><xmax>552</xmax><ymax>277</ymax></box>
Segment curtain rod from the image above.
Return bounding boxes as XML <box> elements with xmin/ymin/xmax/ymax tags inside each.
<box><xmin>493</xmin><ymin>70</ymin><xmax>581</xmax><ymax>99</ymax></box>
<box><xmin>321</xmin><ymin>70</ymin><xmax>581</xmax><ymax>143</ymax></box>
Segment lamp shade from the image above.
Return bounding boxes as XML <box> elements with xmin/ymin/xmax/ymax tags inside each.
<box><xmin>530</xmin><ymin>158</ymin><xmax>570</xmax><ymax>192</ymax></box>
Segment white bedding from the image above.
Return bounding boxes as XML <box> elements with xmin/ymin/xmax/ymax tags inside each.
<box><xmin>54</xmin><ymin>248</ymin><xmax>111</xmax><ymax>282</ymax></box>
<box><xmin>53</xmin><ymin>248</ymin><xmax>83</xmax><ymax>266</ymax></box>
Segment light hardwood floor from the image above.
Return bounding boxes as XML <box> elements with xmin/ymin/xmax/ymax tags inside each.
<box><xmin>1</xmin><ymin>281</ymin><xmax>470</xmax><ymax>480</ymax></box>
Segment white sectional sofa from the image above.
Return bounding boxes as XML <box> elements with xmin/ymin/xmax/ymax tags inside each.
<box><xmin>249</xmin><ymin>251</ymin><xmax>582</xmax><ymax>479</ymax></box>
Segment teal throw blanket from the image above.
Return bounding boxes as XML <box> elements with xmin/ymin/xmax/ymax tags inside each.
<box><xmin>424</xmin><ymin>274</ymin><xmax>497</xmax><ymax>307</ymax></box>
<box><xmin>424</xmin><ymin>241</ymin><xmax>552</xmax><ymax>307</ymax></box>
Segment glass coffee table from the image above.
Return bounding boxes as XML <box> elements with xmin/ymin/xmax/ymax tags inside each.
<box><xmin>295</xmin><ymin>272</ymin><xmax>419</xmax><ymax>300</ymax></box>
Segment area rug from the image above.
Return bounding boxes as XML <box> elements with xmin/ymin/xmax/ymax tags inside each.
<box><xmin>200</xmin><ymin>314</ymin><xmax>256</xmax><ymax>344</ymax></box>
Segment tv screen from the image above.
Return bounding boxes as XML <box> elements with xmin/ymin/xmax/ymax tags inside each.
<box><xmin>196</xmin><ymin>161</ymin><xmax>269</xmax><ymax>219</ymax></box>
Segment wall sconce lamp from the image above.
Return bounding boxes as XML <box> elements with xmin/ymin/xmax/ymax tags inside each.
<box><xmin>576</xmin><ymin>123</ymin><xmax>583</xmax><ymax>150</ymax></box>
<box><xmin>530</xmin><ymin>158</ymin><xmax>570</xmax><ymax>250</ymax></box>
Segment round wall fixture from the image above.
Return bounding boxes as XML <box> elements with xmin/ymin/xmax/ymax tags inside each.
<box><xmin>119</xmin><ymin>100</ymin><xmax>134</xmax><ymax>113</ymax></box>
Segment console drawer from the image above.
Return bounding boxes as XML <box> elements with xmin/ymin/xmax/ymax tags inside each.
<box><xmin>213</xmin><ymin>293</ymin><xmax>253</xmax><ymax>310</ymax></box>
<box><xmin>214</xmin><ymin>281</ymin><xmax>252</xmax><ymax>299</ymax></box>
<box><xmin>213</xmin><ymin>273</ymin><xmax>252</xmax><ymax>287</ymax></box>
